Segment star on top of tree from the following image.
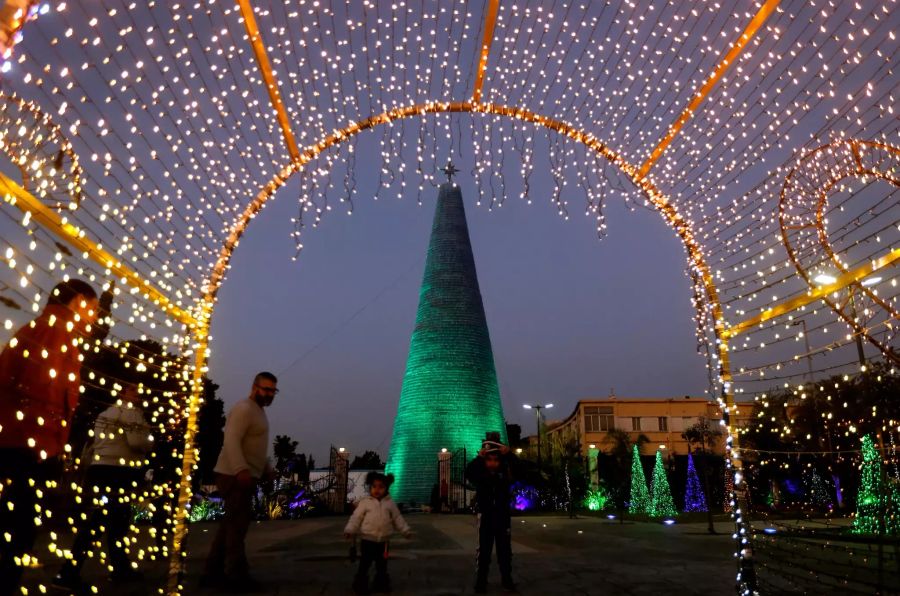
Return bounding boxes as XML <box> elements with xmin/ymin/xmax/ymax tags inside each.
<box><xmin>441</xmin><ymin>160</ymin><xmax>459</xmax><ymax>183</ymax></box>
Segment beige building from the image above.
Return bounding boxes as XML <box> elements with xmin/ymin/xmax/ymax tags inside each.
<box><xmin>541</xmin><ymin>396</ymin><xmax>727</xmax><ymax>458</ymax></box>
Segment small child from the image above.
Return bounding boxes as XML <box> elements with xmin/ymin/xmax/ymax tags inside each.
<box><xmin>344</xmin><ymin>472</ymin><xmax>411</xmax><ymax>594</ymax></box>
<box><xmin>465</xmin><ymin>433</ymin><xmax>518</xmax><ymax>593</ymax></box>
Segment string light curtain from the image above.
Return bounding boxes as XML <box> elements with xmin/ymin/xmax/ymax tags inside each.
<box><xmin>0</xmin><ymin>1</ymin><xmax>896</xmax><ymax>594</ymax></box>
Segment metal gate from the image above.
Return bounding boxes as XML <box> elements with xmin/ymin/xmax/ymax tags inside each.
<box><xmin>437</xmin><ymin>447</ymin><xmax>470</xmax><ymax>512</ymax></box>
<box><xmin>324</xmin><ymin>445</ymin><xmax>350</xmax><ymax>513</ymax></box>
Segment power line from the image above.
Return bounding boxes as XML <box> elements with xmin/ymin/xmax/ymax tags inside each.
<box><xmin>278</xmin><ymin>258</ymin><xmax>421</xmax><ymax>375</ymax></box>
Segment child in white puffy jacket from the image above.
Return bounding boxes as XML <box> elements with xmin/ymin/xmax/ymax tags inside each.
<box><xmin>344</xmin><ymin>472</ymin><xmax>411</xmax><ymax>594</ymax></box>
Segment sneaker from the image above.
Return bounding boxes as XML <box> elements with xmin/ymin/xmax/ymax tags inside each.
<box><xmin>501</xmin><ymin>577</ymin><xmax>518</xmax><ymax>592</ymax></box>
<box><xmin>474</xmin><ymin>579</ymin><xmax>488</xmax><ymax>594</ymax></box>
<box><xmin>109</xmin><ymin>568</ymin><xmax>144</xmax><ymax>583</ymax></box>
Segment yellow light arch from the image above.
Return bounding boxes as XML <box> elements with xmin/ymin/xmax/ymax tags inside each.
<box><xmin>168</xmin><ymin>100</ymin><xmax>744</xmax><ymax>592</ymax></box>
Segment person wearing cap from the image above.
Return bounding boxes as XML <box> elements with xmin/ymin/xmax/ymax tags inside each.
<box><xmin>465</xmin><ymin>433</ymin><xmax>519</xmax><ymax>593</ymax></box>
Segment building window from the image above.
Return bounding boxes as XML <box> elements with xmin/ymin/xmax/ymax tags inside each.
<box><xmin>658</xmin><ymin>416</ymin><xmax>668</xmax><ymax>431</ymax></box>
<box><xmin>631</xmin><ymin>417</ymin><xmax>641</xmax><ymax>431</ymax></box>
<box><xmin>584</xmin><ymin>406</ymin><xmax>614</xmax><ymax>432</ymax></box>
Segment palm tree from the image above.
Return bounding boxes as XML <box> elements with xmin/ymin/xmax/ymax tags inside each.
<box><xmin>273</xmin><ymin>434</ymin><xmax>299</xmax><ymax>477</ymax></box>
<box><xmin>559</xmin><ymin>438</ymin><xmax>583</xmax><ymax>518</ymax></box>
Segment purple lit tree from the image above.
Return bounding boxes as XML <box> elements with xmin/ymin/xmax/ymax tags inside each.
<box><xmin>683</xmin><ymin>453</ymin><xmax>708</xmax><ymax>512</ymax></box>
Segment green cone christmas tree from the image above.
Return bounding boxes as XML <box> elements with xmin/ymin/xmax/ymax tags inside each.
<box><xmin>386</xmin><ymin>181</ymin><xmax>506</xmax><ymax>503</ymax></box>
<box><xmin>628</xmin><ymin>444</ymin><xmax>651</xmax><ymax>514</ymax></box>
<box><xmin>851</xmin><ymin>434</ymin><xmax>900</xmax><ymax>536</ymax></box>
<box><xmin>649</xmin><ymin>450</ymin><xmax>677</xmax><ymax>518</ymax></box>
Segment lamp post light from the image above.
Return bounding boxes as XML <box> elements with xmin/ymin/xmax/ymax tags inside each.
<box><xmin>523</xmin><ymin>403</ymin><xmax>553</xmax><ymax>469</ymax></box>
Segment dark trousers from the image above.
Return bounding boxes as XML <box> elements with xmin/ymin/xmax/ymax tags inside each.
<box><xmin>61</xmin><ymin>465</ymin><xmax>142</xmax><ymax>578</ymax></box>
<box><xmin>0</xmin><ymin>449</ymin><xmax>58</xmax><ymax>596</ymax></box>
<box><xmin>476</xmin><ymin>513</ymin><xmax>512</xmax><ymax>581</ymax></box>
<box><xmin>204</xmin><ymin>473</ymin><xmax>255</xmax><ymax>579</ymax></box>
<box><xmin>354</xmin><ymin>540</ymin><xmax>389</xmax><ymax>588</ymax></box>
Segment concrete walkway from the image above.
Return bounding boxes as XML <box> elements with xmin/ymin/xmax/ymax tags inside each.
<box><xmin>21</xmin><ymin>515</ymin><xmax>738</xmax><ymax>594</ymax></box>
<box><xmin>183</xmin><ymin>515</ymin><xmax>736</xmax><ymax>595</ymax></box>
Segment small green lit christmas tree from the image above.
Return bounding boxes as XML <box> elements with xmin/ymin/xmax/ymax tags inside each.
<box><xmin>628</xmin><ymin>444</ymin><xmax>650</xmax><ymax>514</ymax></box>
<box><xmin>649</xmin><ymin>450</ymin><xmax>677</xmax><ymax>518</ymax></box>
<box><xmin>851</xmin><ymin>434</ymin><xmax>900</xmax><ymax>536</ymax></box>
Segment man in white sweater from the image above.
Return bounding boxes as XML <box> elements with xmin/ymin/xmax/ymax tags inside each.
<box><xmin>202</xmin><ymin>372</ymin><xmax>278</xmax><ymax>592</ymax></box>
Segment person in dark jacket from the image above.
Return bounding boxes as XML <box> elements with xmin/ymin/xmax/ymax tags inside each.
<box><xmin>0</xmin><ymin>279</ymin><xmax>101</xmax><ymax>593</ymax></box>
<box><xmin>465</xmin><ymin>433</ymin><xmax>518</xmax><ymax>593</ymax></box>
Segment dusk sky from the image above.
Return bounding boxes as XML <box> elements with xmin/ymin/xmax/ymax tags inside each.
<box><xmin>207</xmin><ymin>131</ymin><xmax>708</xmax><ymax>464</ymax></box>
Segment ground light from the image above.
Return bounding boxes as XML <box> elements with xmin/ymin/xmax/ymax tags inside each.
<box><xmin>663</xmin><ymin>520</ymin><xmax>677</xmax><ymax>526</ymax></box>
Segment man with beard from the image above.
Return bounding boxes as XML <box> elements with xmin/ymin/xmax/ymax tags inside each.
<box><xmin>201</xmin><ymin>372</ymin><xmax>279</xmax><ymax>592</ymax></box>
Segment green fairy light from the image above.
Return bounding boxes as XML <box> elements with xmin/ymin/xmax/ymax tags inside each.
<box><xmin>629</xmin><ymin>444</ymin><xmax>651</xmax><ymax>514</ymax></box>
<box><xmin>649</xmin><ymin>450</ymin><xmax>677</xmax><ymax>518</ymax></box>
<box><xmin>584</xmin><ymin>487</ymin><xmax>609</xmax><ymax>511</ymax></box>
<box><xmin>852</xmin><ymin>434</ymin><xmax>900</xmax><ymax>536</ymax></box>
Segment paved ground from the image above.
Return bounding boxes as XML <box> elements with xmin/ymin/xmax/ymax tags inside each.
<box><xmin>24</xmin><ymin>515</ymin><xmax>738</xmax><ymax>595</ymax></box>
<box><xmin>184</xmin><ymin>515</ymin><xmax>737</xmax><ymax>595</ymax></box>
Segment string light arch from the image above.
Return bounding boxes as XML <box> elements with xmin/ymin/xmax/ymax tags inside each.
<box><xmin>185</xmin><ymin>98</ymin><xmax>749</xmax><ymax>594</ymax></box>
<box><xmin>0</xmin><ymin>1</ymin><xmax>895</xmax><ymax>594</ymax></box>
<box><xmin>779</xmin><ymin>140</ymin><xmax>900</xmax><ymax>363</ymax></box>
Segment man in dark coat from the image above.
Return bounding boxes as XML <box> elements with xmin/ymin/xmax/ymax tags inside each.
<box><xmin>465</xmin><ymin>433</ymin><xmax>518</xmax><ymax>593</ymax></box>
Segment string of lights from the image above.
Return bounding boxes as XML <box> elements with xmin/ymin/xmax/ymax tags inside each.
<box><xmin>0</xmin><ymin>0</ymin><xmax>896</xmax><ymax>593</ymax></box>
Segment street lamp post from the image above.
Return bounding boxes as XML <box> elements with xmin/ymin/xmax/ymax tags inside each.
<box><xmin>523</xmin><ymin>403</ymin><xmax>553</xmax><ymax>469</ymax></box>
